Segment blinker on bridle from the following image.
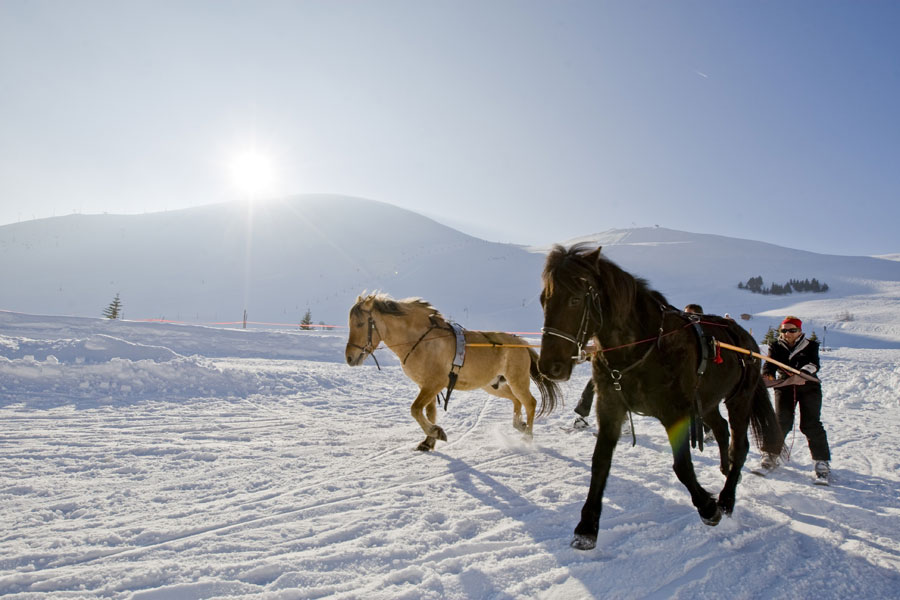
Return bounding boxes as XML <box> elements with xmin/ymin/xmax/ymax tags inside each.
<box><xmin>541</xmin><ymin>282</ymin><xmax>603</xmax><ymax>363</ymax></box>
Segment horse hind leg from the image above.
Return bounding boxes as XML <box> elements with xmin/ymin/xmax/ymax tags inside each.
<box><xmin>717</xmin><ymin>393</ymin><xmax>756</xmax><ymax>514</ymax></box>
<box><xmin>704</xmin><ymin>406</ymin><xmax>731</xmax><ymax>475</ymax></box>
<box><xmin>482</xmin><ymin>381</ymin><xmax>528</xmax><ymax>433</ymax></box>
<box><xmin>505</xmin><ymin>371</ymin><xmax>538</xmax><ymax>440</ymax></box>
<box><xmin>665</xmin><ymin>418</ymin><xmax>722</xmax><ymax>526</ymax></box>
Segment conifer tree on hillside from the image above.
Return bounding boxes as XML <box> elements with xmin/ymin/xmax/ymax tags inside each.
<box><xmin>103</xmin><ymin>293</ymin><xmax>123</xmax><ymax>320</ymax></box>
<box><xmin>300</xmin><ymin>309</ymin><xmax>313</xmax><ymax>330</ymax></box>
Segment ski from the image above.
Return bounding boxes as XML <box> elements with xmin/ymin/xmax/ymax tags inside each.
<box><xmin>559</xmin><ymin>425</ymin><xmax>592</xmax><ymax>434</ymax></box>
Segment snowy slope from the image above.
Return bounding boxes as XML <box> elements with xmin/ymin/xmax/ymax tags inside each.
<box><xmin>3</xmin><ymin>196</ymin><xmax>899</xmax><ymax>342</ymax></box>
<box><xmin>1</xmin><ymin>311</ymin><xmax>899</xmax><ymax>599</ymax></box>
<box><xmin>0</xmin><ymin>195</ymin><xmax>546</xmax><ymax>332</ymax></box>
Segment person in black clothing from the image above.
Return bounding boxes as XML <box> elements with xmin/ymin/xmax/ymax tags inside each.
<box><xmin>759</xmin><ymin>316</ymin><xmax>831</xmax><ymax>481</ymax></box>
<box><xmin>571</xmin><ymin>303</ymin><xmax>705</xmax><ymax>429</ymax></box>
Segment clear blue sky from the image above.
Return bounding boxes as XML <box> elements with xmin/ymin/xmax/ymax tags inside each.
<box><xmin>2</xmin><ymin>1</ymin><xmax>898</xmax><ymax>255</ymax></box>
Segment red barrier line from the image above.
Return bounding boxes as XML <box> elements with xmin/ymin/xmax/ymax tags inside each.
<box><xmin>131</xmin><ymin>319</ymin><xmax>541</xmax><ymax>335</ymax></box>
<box><xmin>132</xmin><ymin>318</ymin><xmax>347</xmax><ymax>329</ymax></box>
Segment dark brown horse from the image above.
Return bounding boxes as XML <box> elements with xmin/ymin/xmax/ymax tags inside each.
<box><xmin>538</xmin><ymin>244</ymin><xmax>783</xmax><ymax>550</ymax></box>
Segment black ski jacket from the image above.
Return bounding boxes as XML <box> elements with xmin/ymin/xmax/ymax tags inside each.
<box><xmin>763</xmin><ymin>334</ymin><xmax>820</xmax><ymax>383</ymax></box>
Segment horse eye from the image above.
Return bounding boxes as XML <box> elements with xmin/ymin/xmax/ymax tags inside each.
<box><xmin>568</xmin><ymin>297</ymin><xmax>582</xmax><ymax>307</ymax></box>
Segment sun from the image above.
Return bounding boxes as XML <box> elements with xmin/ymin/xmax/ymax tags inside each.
<box><xmin>228</xmin><ymin>149</ymin><xmax>277</xmax><ymax>197</ymax></box>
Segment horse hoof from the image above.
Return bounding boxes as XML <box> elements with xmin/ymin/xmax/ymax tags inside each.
<box><xmin>431</xmin><ymin>426</ymin><xmax>448</xmax><ymax>442</ymax></box>
<box><xmin>701</xmin><ymin>505</ymin><xmax>723</xmax><ymax>526</ymax></box>
<box><xmin>571</xmin><ymin>534</ymin><xmax>597</xmax><ymax>551</ymax></box>
<box><xmin>717</xmin><ymin>498</ymin><xmax>736</xmax><ymax>516</ymax></box>
<box><xmin>416</xmin><ymin>436</ymin><xmax>436</xmax><ymax>452</ymax></box>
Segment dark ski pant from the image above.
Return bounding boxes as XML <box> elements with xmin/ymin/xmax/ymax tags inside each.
<box><xmin>775</xmin><ymin>384</ymin><xmax>831</xmax><ymax>461</ymax></box>
<box><xmin>574</xmin><ymin>379</ymin><xmax>595</xmax><ymax>418</ymax></box>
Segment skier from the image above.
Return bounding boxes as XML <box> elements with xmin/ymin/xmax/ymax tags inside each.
<box><xmin>758</xmin><ymin>316</ymin><xmax>832</xmax><ymax>484</ymax></box>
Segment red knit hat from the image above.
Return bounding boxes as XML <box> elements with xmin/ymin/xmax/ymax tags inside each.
<box><xmin>781</xmin><ymin>317</ymin><xmax>802</xmax><ymax>330</ymax></box>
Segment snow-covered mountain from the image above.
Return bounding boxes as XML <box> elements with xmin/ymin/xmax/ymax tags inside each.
<box><xmin>2</xmin><ymin>194</ymin><xmax>899</xmax><ymax>346</ymax></box>
<box><xmin>0</xmin><ymin>195</ymin><xmax>546</xmax><ymax>331</ymax></box>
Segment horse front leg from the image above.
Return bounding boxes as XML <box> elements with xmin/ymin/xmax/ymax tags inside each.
<box><xmin>411</xmin><ymin>389</ymin><xmax>446</xmax><ymax>451</ymax></box>
<box><xmin>665</xmin><ymin>419</ymin><xmax>721</xmax><ymax>526</ymax></box>
<box><xmin>572</xmin><ymin>407</ymin><xmax>623</xmax><ymax>550</ymax></box>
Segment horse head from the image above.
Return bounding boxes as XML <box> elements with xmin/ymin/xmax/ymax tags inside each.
<box><xmin>538</xmin><ymin>244</ymin><xmax>606</xmax><ymax>381</ymax></box>
<box><xmin>345</xmin><ymin>294</ymin><xmax>384</xmax><ymax>366</ymax></box>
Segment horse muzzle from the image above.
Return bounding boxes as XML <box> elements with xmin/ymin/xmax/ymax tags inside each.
<box><xmin>538</xmin><ymin>355</ymin><xmax>573</xmax><ymax>381</ymax></box>
<box><xmin>345</xmin><ymin>345</ymin><xmax>369</xmax><ymax>367</ymax></box>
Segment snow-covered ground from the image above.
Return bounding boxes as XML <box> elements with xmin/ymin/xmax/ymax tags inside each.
<box><xmin>1</xmin><ymin>311</ymin><xmax>898</xmax><ymax>599</ymax></box>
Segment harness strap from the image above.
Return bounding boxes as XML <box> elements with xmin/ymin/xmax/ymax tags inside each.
<box><xmin>403</xmin><ymin>320</ymin><xmax>440</xmax><ymax>364</ymax></box>
<box><xmin>439</xmin><ymin>322</ymin><xmax>467</xmax><ymax>411</ymax></box>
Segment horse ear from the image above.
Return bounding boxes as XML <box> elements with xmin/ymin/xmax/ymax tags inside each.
<box><xmin>355</xmin><ymin>293</ymin><xmax>375</xmax><ymax>310</ymax></box>
<box><xmin>584</xmin><ymin>246</ymin><xmax>602</xmax><ymax>264</ymax></box>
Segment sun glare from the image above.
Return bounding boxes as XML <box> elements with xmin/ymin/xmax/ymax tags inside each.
<box><xmin>229</xmin><ymin>149</ymin><xmax>276</xmax><ymax>197</ymax></box>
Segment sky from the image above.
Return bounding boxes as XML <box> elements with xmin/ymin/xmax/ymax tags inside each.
<box><xmin>1</xmin><ymin>1</ymin><xmax>899</xmax><ymax>256</ymax></box>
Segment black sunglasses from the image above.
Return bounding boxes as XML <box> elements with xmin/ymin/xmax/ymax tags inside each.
<box><xmin>780</xmin><ymin>328</ymin><xmax>799</xmax><ymax>334</ymax></box>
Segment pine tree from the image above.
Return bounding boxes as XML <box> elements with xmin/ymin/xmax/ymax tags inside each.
<box><xmin>762</xmin><ymin>326</ymin><xmax>778</xmax><ymax>346</ymax></box>
<box><xmin>300</xmin><ymin>309</ymin><xmax>313</xmax><ymax>330</ymax></box>
<box><xmin>103</xmin><ymin>293</ymin><xmax>123</xmax><ymax>320</ymax></box>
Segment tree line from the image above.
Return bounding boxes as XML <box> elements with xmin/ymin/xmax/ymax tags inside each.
<box><xmin>738</xmin><ymin>276</ymin><xmax>829</xmax><ymax>296</ymax></box>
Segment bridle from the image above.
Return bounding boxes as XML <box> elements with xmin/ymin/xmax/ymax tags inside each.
<box><xmin>347</xmin><ymin>308</ymin><xmax>382</xmax><ymax>370</ymax></box>
<box><xmin>540</xmin><ymin>282</ymin><xmax>604</xmax><ymax>363</ymax></box>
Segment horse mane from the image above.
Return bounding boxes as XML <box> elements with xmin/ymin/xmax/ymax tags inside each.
<box><xmin>351</xmin><ymin>292</ymin><xmax>450</xmax><ymax>326</ymax></box>
<box><xmin>543</xmin><ymin>243</ymin><xmax>670</xmax><ymax>320</ymax></box>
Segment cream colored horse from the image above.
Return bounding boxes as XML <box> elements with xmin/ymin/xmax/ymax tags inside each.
<box><xmin>345</xmin><ymin>293</ymin><xmax>560</xmax><ymax>451</ymax></box>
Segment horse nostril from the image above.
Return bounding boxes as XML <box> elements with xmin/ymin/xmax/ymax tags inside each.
<box><xmin>539</xmin><ymin>359</ymin><xmax>562</xmax><ymax>379</ymax></box>
<box><xmin>549</xmin><ymin>362</ymin><xmax>563</xmax><ymax>378</ymax></box>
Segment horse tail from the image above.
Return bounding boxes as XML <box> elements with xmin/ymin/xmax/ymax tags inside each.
<box><xmin>528</xmin><ymin>348</ymin><xmax>561</xmax><ymax>416</ymax></box>
<box><xmin>749</xmin><ymin>379</ymin><xmax>785</xmax><ymax>458</ymax></box>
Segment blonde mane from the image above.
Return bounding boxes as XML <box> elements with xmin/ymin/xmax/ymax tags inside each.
<box><xmin>351</xmin><ymin>292</ymin><xmax>449</xmax><ymax>327</ymax></box>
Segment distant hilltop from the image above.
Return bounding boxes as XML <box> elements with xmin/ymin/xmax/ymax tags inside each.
<box><xmin>1</xmin><ymin>195</ymin><xmax>899</xmax><ymax>346</ymax></box>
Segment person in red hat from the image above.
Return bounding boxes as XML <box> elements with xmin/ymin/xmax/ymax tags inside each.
<box><xmin>758</xmin><ymin>315</ymin><xmax>832</xmax><ymax>483</ymax></box>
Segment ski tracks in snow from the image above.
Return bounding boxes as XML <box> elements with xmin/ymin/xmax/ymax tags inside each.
<box><xmin>2</xmin><ymin>353</ymin><xmax>900</xmax><ymax>598</ymax></box>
